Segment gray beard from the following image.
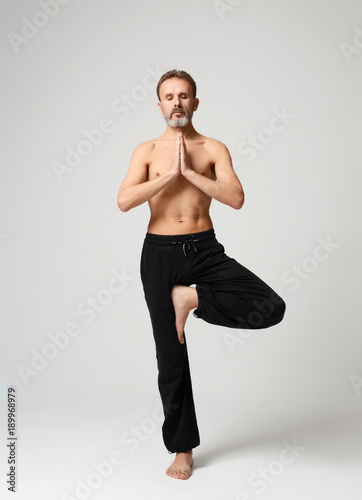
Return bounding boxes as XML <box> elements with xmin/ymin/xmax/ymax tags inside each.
<box><xmin>164</xmin><ymin>111</ymin><xmax>191</xmax><ymax>128</ymax></box>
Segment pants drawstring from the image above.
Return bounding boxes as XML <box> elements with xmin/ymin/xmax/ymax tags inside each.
<box><xmin>173</xmin><ymin>236</ymin><xmax>199</xmax><ymax>256</ymax></box>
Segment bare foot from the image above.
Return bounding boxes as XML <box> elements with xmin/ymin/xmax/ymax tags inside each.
<box><xmin>166</xmin><ymin>449</ymin><xmax>194</xmax><ymax>480</ymax></box>
<box><xmin>171</xmin><ymin>285</ymin><xmax>198</xmax><ymax>343</ymax></box>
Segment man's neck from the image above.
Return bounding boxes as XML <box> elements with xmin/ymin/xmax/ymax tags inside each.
<box><xmin>162</xmin><ymin>123</ymin><xmax>200</xmax><ymax>140</ymax></box>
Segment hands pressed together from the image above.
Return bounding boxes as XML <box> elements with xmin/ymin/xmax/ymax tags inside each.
<box><xmin>172</xmin><ymin>132</ymin><xmax>192</xmax><ymax>178</ymax></box>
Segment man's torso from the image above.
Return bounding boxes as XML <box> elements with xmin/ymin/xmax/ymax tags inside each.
<box><xmin>145</xmin><ymin>136</ymin><xmax>216</xmax><ymax>235</ymax></box>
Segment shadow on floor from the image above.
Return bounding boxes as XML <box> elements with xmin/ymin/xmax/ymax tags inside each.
<box><xmin>194</xmin><ymin>410</ymin><xmax>362</xmax><ymax>469</ymax></box>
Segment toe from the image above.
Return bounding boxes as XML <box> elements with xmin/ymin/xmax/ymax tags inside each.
<box><xmin>180</xmin><ymin>470</ymin><xmax>190</xmax><ymax>480</ymax></box>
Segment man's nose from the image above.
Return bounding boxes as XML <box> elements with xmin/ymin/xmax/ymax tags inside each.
<box><xmin>173</xmin><ymin>97</ymin><xmax>181</xmax><ymax>107</ymax></box>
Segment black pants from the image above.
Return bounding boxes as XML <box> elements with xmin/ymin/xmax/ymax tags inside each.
<box><xmin>140</xmin><ymin>229</ymin><xmax>286</xmax><ymax>453</ymax></box>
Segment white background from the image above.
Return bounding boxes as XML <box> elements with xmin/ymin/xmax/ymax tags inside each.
<box><xmin>1</xmin><ymin>1</ymin><xmax>361</xmax><ymax>499</ymax></box>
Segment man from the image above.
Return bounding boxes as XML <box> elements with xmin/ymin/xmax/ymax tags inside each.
<box><xmin>117</xmin><ymin>69</ymin><xmax>286</xmax><ymax>480</ymax></box>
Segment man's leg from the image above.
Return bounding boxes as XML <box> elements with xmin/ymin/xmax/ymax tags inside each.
<box><xmin>140</xmin><ymin>235</ymin><xmax>200</xmax><ymax>478</ymax></box>
<box><xmin>171</xmin><ymin>236</ymin><xmax>286</xmax><ymax>339</ymax></box>
<box><xmin>147</xmin><ymin>305</ymin><xmax>200</xmax><ymax>453</ymax></box>
<box><xmin>193</xmin><ymin>261</ymin><xmax>286</xmax><ymax>331</ymax></box>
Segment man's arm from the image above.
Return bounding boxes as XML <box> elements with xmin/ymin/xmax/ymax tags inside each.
<box><xmin>180</xmin><ymin>135</ymin><xmax>244</xmax><ymax>210</ymax></box>
<box><xmin>117</xmin><ymin>141</ymin><xmax>180</xmax><ymax>212</ymax></box>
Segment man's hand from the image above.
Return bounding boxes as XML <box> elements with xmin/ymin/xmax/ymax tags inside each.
<box><xmin>169</xmin><ymin>132</ymin><xmax>192</xmax><ymax>178</ymax></box>
<box><xmin>179</xmin><ymin>133</ymin><xmax>192</xmax><ymax>176</ymax></box>
<box><xmin>170</xmin><ymin>133</ymin><xmax>182</xmax><ymax>177</ymax></box>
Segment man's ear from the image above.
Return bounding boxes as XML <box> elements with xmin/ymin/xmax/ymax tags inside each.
<box><xmin>158</xmin><ymin>101</ymin><xmax>164</xmax><ymax>115</ymax></box>
<box><xmin>193</xmin><ymin>97</ymin><xmax>200</xmax><ymax>111</ymax></box>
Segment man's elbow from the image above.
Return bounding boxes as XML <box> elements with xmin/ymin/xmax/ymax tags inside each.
<box><xmin>232</xmin><ymin>192</ymin><xmax>245</xmax><ymax>210</ymax></box>
<box><xmin>117</xmin><ymin>194</ymin><xmax>130</xmax><ymax>212</ymax></box>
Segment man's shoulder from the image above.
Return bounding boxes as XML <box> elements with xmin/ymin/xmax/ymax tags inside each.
<box><xmin>133</xmin><ymin>136</ymin><xmax>171</xmax><ymax>152</ymax></box>
<box><xmin>133</xmin><ymin>139</ymin><xmax>156</xmax><ymax>152</ymax></box>
<box><xmin>198</xmin><ymin>135</ymin><xmax>229</xmax><ymax>153</ymax></box>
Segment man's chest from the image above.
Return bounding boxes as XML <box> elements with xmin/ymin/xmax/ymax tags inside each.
<box><xmin>148</xmin><ymin>143</ymin><xmax>215</xmax><ymax>179</ymax></box>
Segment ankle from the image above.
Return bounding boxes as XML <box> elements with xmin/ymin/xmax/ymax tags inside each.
<box><xmin>177</xmin><ymin>449</ymin><xmax>192</xmax><ymax>455</ymax></box>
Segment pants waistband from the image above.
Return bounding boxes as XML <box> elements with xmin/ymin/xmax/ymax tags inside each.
<box><xmin>144</xmin><ymin>228</ymin><xmax>215</xmax><ymax>246</ymax></box>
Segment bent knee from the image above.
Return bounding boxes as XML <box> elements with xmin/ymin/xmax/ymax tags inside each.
<box><xmin>273</xmin><ymin>297</ymin><xmax>286</xmax><ymax>324</ymax></box>
<box><xmin>255</xmin><ymin>295</ymin><xmax>286</xmax><ymax>328</ymax></box>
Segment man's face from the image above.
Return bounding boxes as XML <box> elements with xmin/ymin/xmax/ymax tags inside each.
<box><xmin>158</xmin><ymin>77</ymin><xmax>199</xmax><ymax>128</ymax></box>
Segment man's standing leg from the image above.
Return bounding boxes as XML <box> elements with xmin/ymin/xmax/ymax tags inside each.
<box><xmin>140</xmin><ymin>234</ymin><xmax>200</xmax><ymax>479</ymax></box>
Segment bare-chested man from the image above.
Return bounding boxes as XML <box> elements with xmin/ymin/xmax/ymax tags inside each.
<box><xmin>117</xmin><ymin>69</ymin><xmax>286</xmax><ymax>480</ymax></box>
